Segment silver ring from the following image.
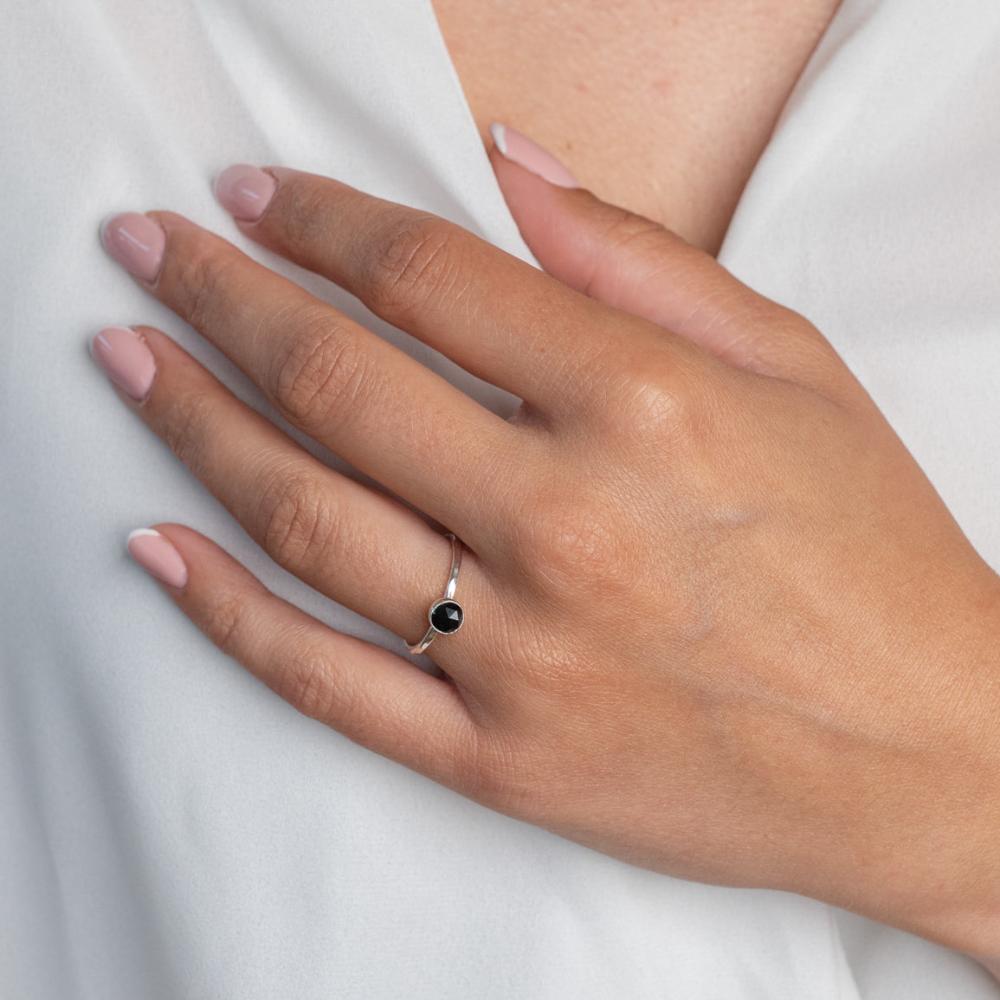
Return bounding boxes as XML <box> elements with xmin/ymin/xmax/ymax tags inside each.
<box><xmin>406</xmin><ymin>532</ymin><xmax>465</xmax><ymax>654</ymax></box>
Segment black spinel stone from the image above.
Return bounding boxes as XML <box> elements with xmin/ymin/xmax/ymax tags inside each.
<box><xmin>430</xmin><ymin>599</ymin><xmax>464</xmax><ymax>634</ymax></box>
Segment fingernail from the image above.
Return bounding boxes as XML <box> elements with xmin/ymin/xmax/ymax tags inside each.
<box><xmin>127</xmin><ymin>528</ymin><xmax>188</xmax><ymax>588</ymax></box>
<box><xmin>90</xmin><ymin>326</ymin><xmax>156</xmax><ymax>401</ymax></box>
<box><xmin>213</xmin><ymin>164</ymin><xmax>277</xmax><ymax>221</ymax></box>
<box><xmin>490</xmin><ymin>123</ymin><xmax>578</xmax><ymax>188</ymax></box>
<box><xmin>100</xmin><ymin>212</ymin><xmax>166</xmax><ymax>282</ymax></box>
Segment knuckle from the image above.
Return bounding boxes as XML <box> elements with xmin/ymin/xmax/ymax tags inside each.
<box><xmin>602</xmin><ymin>353</ymin><xmax>693</xmax><ymax>443</ymax></box>
<box><xmin>159</xmin><ymin>388</ymin><xmax>217</xmax><ymax>478</ymax></box>
<box><xmin>515</xmin><ymin>487</ymin><xmax>626</xmax><ymax>595</ymax></box>
<box><xmin>365</xmin><ymin>212</ymin><xmax>462</xmax><ymax>318</ymax></box>
<box><xmin>257</xmin><ymin>467</ymin><xmax>339</xmax><ymax>569</ymax></box>
<box><xmin>584</xmin><ymin>209</ymin><xmax>669</xmax><ymax>297</ymax></box>
<box><xmin>278</xmin><ymin>645</ymin><xmax>349</xmax><ymax>722</ymax></box>
<box><xmin>276</xmin><ymin>180</ymin><xmax>329</xmax><ymax>250</ymax></box>
<box><xmin>170</xmin><ymin>229</ymin><xmax>242</xmax><ymax>331</ymax></box>
<box><xmin>204</xmin><ymin>592</ymin><xmax>250</xmax><ymax>656</ymax></box>
<box><xmin>270</xmin><ymin>312</ymin><xmax>369</xmax><ymax>430</ymax></box>
<box><xmin>623</xmin><ymin>372</ymin><xmax>690</xmax><ymax>437</ymax></box>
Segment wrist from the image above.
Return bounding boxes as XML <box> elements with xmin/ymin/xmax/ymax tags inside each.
<box><xmin>792</xmin><ymin>569</ymin><xmax>1000</xmax><ymax>957</ymax></box>
<box><xmin>854</xmin><ymin>572</ymin><xmax>1000</xmax><ymax>957</ymax></box>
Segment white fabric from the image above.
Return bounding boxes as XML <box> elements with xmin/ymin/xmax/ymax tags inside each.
<box><xmin>1</xmin><ymin>0</ymin><xmax>998</xmax><ymax>996</ymax></box>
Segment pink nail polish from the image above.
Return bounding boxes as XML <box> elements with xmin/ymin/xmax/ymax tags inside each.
<box><xmin>91</xmin><ymin>326</ymin><xmax>156</xmax><ymax>401</ymax></box>
<box><xmin>100</xmin><ymin>212</ymin><xmax>166</xmax><ymax>282</ymax></box>
<box><xmin>490</xmin><ymin>123</ymin><xmax>578</xmax><ymax>188</ymax></box>
<box><xmin>213</xmin><ymin>164</ymin><xmax>277</xmax><ymax>221</ymax></box>
<box><xmin>127</xmin><ymin>529</ymin><xmax>188</xmax><ymax>588</ymax></box>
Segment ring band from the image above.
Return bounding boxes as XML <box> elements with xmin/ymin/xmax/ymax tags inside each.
<box><xmin>406</xmin><ymin>532</ymin><xmax>465</xmax><ymax>654</ymax></box>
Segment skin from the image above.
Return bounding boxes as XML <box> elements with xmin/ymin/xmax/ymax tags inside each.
<box><xmin>94</xmin><ymin>151</ymin><xmax>1000</xmax><ymax>962</ymax></box>
<box><xmin>433</xmin><ymin>0</ymin><xmax>843</xmax><ymax>251</ymax></box>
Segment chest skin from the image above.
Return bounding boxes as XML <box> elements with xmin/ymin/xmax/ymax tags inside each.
<box><xmin>434</xmin><ymin>0</ymin><xmax>841</xmax><ymax>253</ymax></box>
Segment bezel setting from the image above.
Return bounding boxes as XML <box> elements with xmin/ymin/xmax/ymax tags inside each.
<box><xmin>428</xmin><ymin>598</ymin><xmax>464</xmax><ymax>635</ymax></box>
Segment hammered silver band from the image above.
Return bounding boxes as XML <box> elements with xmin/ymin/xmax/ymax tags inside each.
<box><xmin>406</xmin><ymin>532</ymin><xmax>465</xmax><ymax>654</ymax></box>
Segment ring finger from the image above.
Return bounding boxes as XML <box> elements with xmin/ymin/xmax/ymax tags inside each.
<box><xmin>90</xmin><ymin>323</ymin><xmax>500</xmax><ymax>672</ymax></box>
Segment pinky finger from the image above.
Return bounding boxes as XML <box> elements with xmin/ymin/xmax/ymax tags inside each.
<box><xmin>126</xmin><ymin>523</ymin><xmax>479</xmax><ymax>787</ymax></box>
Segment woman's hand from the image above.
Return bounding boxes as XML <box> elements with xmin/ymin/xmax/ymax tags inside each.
<box><xmin>94</xmin><ymin>127</ymin><xmax>1000</xmax><ymax>958</ymax></box>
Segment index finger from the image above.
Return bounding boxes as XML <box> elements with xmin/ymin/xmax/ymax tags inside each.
<box><xmin>214</xmin><ymin>164</ymin><xmax>632</xmax><ymax>416</ymax></box>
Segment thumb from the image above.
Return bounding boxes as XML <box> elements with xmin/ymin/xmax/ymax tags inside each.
<box><xmin>488</xmin><ymin>122</ymin><xmax>846</xmax><ymax>390</ymax></box>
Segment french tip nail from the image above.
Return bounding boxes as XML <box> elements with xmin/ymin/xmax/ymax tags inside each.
<box><xmin>98</xmin><ymin>213</ymin><xmax>117</xmax><ymax>247</ymax></box>
<box><xmin>489</xmin><ymin>122</ymin><xmax>508</xmax><ymax>155</ymax></box>
<box><xmin>88</xmin><ymin>329</ymin><xmax>111</xmax><ymax>364</ymax></box>
<box><xmin>126</xmin><ymin>527</ymin><xmax>189</xmax><ymax>589</ymax></box>
<box><xmin>489</xmin><ymin>122</ymin><xmax>579</xmax><ymax>189</ymax></box>
<box><xmin>127</xmin><ymin>527</ymin><xmax>162</xmax><ymax>546</ymax></box>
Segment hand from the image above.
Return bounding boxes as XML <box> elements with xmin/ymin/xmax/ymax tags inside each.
<box><xmin>94</xmin><ymin>127</ymin><xmax>1000</xmax><ymax>957</ymax></box>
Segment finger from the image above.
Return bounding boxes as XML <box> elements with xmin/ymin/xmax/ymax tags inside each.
<box><xmin>92</xmin><ymin>324</ymin><xmax>498</xmax><ymax>660</ymax></box>
<box><xmin>99</xmin><ymin>210</ymin><xmax>518</xmax><ymax>533</ymax></box>
<box><xmin>212</xmin><ymin>163</ymin><xmax>646</xmax><ymax>415</ymax></box>
<box><xmin>126</xmin><ymin>522</ymin><xmax>479</xmax><ymax>788</ymax></box>
<box><xmin>488</xmin><ymin>125</ymin><xmax>854</xmax><ymax>395</ymax></box>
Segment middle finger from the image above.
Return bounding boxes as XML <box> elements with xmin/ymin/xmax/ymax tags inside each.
<box><xmin>100</xmin><ymin>209</ymin><xmax>518</xmax><ymax>537</ymax></box>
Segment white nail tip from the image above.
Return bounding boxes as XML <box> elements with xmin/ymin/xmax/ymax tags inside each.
<box><xmin>98</xmin><ymin>213</ymin><xmax>120</xmax><ymax>245</ymax></box>
<box><xmin>489</xmin><ymin>122</ymin><xmax>508</xmax><ymax>156</ymax></box>
<box><xmin>88</xmin><ymin>332</ymin><xmax>108</xmax><ymax>359</ymax></box>
<box><xmin>127</xmin><ymin>528</ymin><xmax>161</xmax><ymax>547</ymax></box>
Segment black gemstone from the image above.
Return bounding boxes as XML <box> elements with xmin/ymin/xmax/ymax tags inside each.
<box><xmin>430</xmin><ymin>599</ymin><xmax>464</xmax><ymax>635</ymax></box>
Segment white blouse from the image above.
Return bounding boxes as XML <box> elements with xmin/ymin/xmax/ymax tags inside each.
<box><xmin>2</xmin><ymin>0</ymin><xmax>998</xmax><ymax>996</ymax></box>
